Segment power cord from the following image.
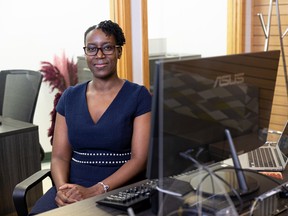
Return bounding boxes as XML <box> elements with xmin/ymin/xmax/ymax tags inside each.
<box><xmin>179</xmin><ymin>149</ymin><xmax>218</xmax><ymax>215</ymax></box>
<box><xmin>179</xmin><ymin>149</ymin><xmax>242</xmax><ymax>215</ymax></box>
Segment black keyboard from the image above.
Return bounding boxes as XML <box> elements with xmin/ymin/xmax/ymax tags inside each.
<box><xmin>96</xmin><ymin>179</ymin><xmax>156</xmax><ymax>212</ymax></box>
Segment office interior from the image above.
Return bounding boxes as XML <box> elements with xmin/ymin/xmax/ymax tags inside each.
<box><xmin>1</xmin><ymin>0</ymin><xmax>288</xmax><ymax>215</ymax></box>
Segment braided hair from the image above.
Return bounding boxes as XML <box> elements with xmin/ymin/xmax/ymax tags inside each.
<box><xmin>84</xmin><ymin>20</ymin><xmax>126</xmax><ymax>46</ymax></box>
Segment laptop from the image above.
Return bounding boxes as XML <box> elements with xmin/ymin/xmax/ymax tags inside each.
<box><xmin>224</xmin><ymin>121</ymin><xmax>288</xmax><ymax>171</ymax></box>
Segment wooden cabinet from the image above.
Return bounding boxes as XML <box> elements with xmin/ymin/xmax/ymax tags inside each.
<box><xmin>0</xmin><ymin>116</ymin><xmax>42</xmax><ymax>215</ymax></box>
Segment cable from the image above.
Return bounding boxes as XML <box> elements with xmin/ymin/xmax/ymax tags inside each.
<box><xmin>216</xmin><ymin>166</ymin><xmax>283</xmax><ymax>187</ymax></box>
<box><xmin>167</xmin><ymin>149</ymin><xmax>286</xmax><ymax>215</ymax></box>
<box><xmin>166</xmin><ymin>206</ymin><xmax>216</xmax><ymax>216</ymax></box>
<box><xmin>179</xmin><ymin>150</ymin><xmax>242</xmax><ymax>214</ymax></box>
<box><xmin>249</xmin><ymin>198</ymin><xmax>260</xmax><ymax>216</ymax></box>
<box><xmin>211</xmin><ymin>165</ymin><xmax>287</xmax><ymax>215</ymax></box>
<box><xmin>179</xmin><ymin>149</ymin><xmax>217</xmax><ymax>215</ymax></box>
<box><xmin>127</xmin><ymin>207</ymin><xmax>136</xmax><ymax>216</ymax></box>
<box><xmin>195</xmin><ymin>169</ymin><xmax>243</xmax><ymax>212</ymax></box>
<box><xmin>193</xmin><ymin>167</ymin><xmax>244</xmax><ymax>212</ymax></box>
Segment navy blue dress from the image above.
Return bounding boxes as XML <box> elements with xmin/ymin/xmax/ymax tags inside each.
<box><xmin>29</xmin><ymin>80</ymin><xmax>152</xmax><ymax>215</ymax></box>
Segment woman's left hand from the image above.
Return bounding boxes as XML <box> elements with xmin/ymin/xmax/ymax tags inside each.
<box><xmin>59</xmin><ymin>184</ymin><xmax>86</xmax><ymax>201</ymax></box>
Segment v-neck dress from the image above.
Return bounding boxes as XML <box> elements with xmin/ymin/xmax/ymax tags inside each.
<box><xmin>57</xmin><ymin>80</ymin><xmax>152</xmax><ymax>187</ymax></box>
<box><xmin>29</xmin><ymin>80</ymin><xmax>151</xmax><ymax>215</ymax></box>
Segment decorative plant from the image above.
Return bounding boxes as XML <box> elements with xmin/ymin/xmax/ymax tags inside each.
<box><xmin>40</xmin><ymin>52</ymin><xmax>78</xmax><ymax>144</ymax></box>
<box><xmin>41</xmin><ymin>52</ymin><xmax>78</xmax><ymax>92</ymax></box>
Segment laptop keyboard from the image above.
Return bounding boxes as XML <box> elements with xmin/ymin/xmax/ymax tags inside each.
<box><xmin>248</xmin><ymin>148</ymin><xmax>277</xmax><ymax>167</ymax></box>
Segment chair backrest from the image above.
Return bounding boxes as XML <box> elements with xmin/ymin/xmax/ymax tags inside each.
<box><xmin>0</xmin><ymin>70</ymin><xmax>43</xmax><ymax>123</ymax></box>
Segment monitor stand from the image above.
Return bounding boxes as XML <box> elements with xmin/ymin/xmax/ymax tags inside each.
<box><xmin>190</xmin><ymin>168</ymin><xmax>259</xmax><ymax>197</ymax></box>
<box><xmin>190</xmin><ymin>129</ymin><xmax>259</xmax><ymax>197</ymax></box>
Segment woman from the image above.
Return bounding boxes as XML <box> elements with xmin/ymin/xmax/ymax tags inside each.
<box><xmin>29</xmin><ymin>20</ymin><xmax>152</xmax><ymax>214</ymax></box>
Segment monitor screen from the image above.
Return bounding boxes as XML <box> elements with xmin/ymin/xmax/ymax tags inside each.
<box><xmin>146</xmin><ymin>50</ymin><xmax>280</xmax><ymax>180</ymax></box>
<box><xmin>149</xmin><ymin>54</ymin><xmax>201</xmax><ymax>92</ymax></box>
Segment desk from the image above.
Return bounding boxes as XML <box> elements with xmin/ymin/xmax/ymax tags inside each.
<box><xmin>0</xmin><ymin>116</ymin><xmax>42</xmax><ymax>215</ymax></box>
<box><xmin>37</xmin><ymin>163</ymin><xmax>288</xmax><ymax>216</ymax></box>
<box><xmin>38</xmin><ymin>180</ymin><xmax>153</xmax><ymax>216</ymax></box>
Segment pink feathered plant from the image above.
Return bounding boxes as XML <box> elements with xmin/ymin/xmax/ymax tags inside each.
<box><xmin>40</xmin><ymin>52</ymin><xmax>78</xmax><ymax>144</ymax></box>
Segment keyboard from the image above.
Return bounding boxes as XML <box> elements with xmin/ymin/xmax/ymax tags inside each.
<box><xmin>248</xmin><ymin>147</ymin><xmax>277</xmax><ymax>167</ymax></box>
<box><xmin>96</xmin><ymin>177</ymin><xmax>193</xmax><ymax>212</ymax></box>
<box><xmin>96</xmin><ymin>179</ymin><xmax>156</xmax><ymax>212</ymax></box>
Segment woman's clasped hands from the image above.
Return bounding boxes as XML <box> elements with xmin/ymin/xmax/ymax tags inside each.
<box><xmin>55</xmin><ymin>183</ymin><xmax>103</xmax><ymax>207</ymax></box>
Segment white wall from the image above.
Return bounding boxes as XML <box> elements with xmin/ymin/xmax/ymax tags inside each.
<box><xmin>148</xmin><ymin>0</ymin><xmax>228</xmax><ymax>57</ymax></box>
<box><xmin>0</xmin><ymin>0</ymin><xmax>110</xmax><ymax>153</ymax></box>
<box><xmin>0</xmin><ymin>0</ymin><xmax>228</xmax><ymax>153</ymax></box>
<box><xmin>131</xmin><ymin>0</ymin><xmax>144</xmax><ymax>85</ymax></box>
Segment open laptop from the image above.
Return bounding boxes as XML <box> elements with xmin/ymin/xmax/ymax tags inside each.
<box><xmin>224</xmin><ymin>121</ymin><xmax>288</xmax><ymax>171</ymax></box>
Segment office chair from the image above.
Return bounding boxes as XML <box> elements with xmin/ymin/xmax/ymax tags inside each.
<box><xmin>0</xmin><ymin>69</ymin><xmax>45</xmax><ymax>160</ymax></box>
<box><xmin>13</xmin><ymin>169</ymin><xmax>53</xmax><ymax>216</ymax></box>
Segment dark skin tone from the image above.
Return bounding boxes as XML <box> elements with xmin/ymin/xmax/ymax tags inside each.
<box><xmin>51</xmin><ymin>28</ymin><xmax>151</xmax><ymax>206</ymax></box>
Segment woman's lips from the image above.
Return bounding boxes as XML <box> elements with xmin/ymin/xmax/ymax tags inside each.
<box><xmin>94</xmin><ymin>62</ymin><xmax>107</xmax><ymax>68</ymax></box>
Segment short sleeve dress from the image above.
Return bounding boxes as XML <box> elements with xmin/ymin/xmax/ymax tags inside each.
<box><xmin>57</xmin><ymin>80</ymin><xmax>152</xmax><ymax>186</ymax></box>
<box><xmin>29</xmin><ymin>80</ymin><xmax>152</xmax><ymax>215</ymax></box>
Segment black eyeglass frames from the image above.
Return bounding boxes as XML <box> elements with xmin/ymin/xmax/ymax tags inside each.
<box><xmin>83</xmin><ymin>44</ymin><xmax>121</xmax><ymax>56</ymax></box>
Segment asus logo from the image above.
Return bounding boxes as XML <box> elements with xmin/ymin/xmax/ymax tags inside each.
<box><xmin>214</xmin><ymin>73</ymin><xmax>244</xmax><ymax>88</ymax></box>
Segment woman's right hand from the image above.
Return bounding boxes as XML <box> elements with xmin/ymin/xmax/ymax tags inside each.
<box><xmin>55</xmin><ymin>188</ymin><xmax>77</xmax><ymax>207</ymax></box>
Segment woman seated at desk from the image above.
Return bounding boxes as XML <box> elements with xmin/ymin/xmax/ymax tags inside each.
<box><xmin>29</xmin><ymin>20</ymin><xmax>152</xmax><ymax>215</ymax></box>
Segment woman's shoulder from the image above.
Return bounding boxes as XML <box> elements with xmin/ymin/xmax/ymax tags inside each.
<box><xmin>124</xmin><ymin>80</ymin><xmax>149</xmax><ymax>92</ymax></box>
<box><xmin>63</xmin><ymin>81</ymin><xmax>89</xmax><ymax>95</ymax></box>
<box><xmin>58</xmin><ymin>82</ymin><xmax>89</xmax><ymax>105</ymax></box>
<box><xmin>122</xmin><ymin>80</ymin><xmax>152</xmax><ymax>102</ymax></box>
<box><xmin>67</xmin><ymin>81</ymin><xmax>88</xmax><ymax>91</ymax></box>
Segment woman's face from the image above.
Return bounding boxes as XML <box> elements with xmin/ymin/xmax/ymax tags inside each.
<box><xmin>84</xmin><ymin>29</ymin><xmax>121</xmax><ymax>79</ymax></box>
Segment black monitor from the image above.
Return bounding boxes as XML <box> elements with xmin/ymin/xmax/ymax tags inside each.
<box><xmin>146</xmin><ymin>50</ymin><xmax>280</xmax><ymax>180</ymax></box>
<box><xmin>149</xmin><ymin>54</ymin><xmax>201</xmax><ymax>92</ymax></box>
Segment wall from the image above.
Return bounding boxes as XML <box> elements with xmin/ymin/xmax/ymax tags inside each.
<box><xmin>147</xmin><ymin>0</ymin><xmax>228</xmax><ymax>57</ymax></box>
<box><xmin>0</xmin><ymin>0</ymin><xmax>110</xmax><ymax>153</ymax></box>
<box><xmin>131</xmin><ymin>0</ymin><xmax>144</xmax><ymax>85</ymax></box>
<box><xmin>0</xmin><ymin>0</ymin><xmax>228</xmax><ymax>153</ymax></box>
<box><xmin>251</xmin><ymin>0</ymin><xmax>288</xmax><ymax>131</ymax></box>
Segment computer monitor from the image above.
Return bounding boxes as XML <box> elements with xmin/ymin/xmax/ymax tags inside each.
<box><xmin>149</xmin><ymin>54</ymin><xmax>201</xmax><ymax>92</ymax></box>
<box><xmin>146</xmin><ymin>50</ymin><xmax>280</xmax><ymax>180</ymax></box>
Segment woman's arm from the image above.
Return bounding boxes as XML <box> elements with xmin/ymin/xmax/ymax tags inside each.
<box><xmin>50</xmin><ymin>113</ymin><xmax>74</xmax><ymax>205</ymax></box>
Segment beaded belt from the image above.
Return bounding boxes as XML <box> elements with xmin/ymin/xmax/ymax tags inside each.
<box><xmin>72</xmin><ymin>150</ymin><xmax>131</xmax><ymax>166</ymax></box>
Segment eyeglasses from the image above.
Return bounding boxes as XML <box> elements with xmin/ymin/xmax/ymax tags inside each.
<box><xmin>83</xmin><ymin>44</ymin><xmax>121</xmax><ymax>56</ymax></box>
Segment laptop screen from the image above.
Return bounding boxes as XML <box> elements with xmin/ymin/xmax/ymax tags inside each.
<box><xmin>278</xmin><ymin>121</ymin><xmax>288</xmax><ymax>162</ymax></box>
